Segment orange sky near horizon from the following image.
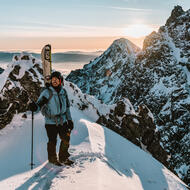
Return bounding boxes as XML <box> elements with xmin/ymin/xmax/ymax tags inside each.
<box><xmin>0</xmin><ymin>36</ymin><xmax>145</xmax><ymax>52</ymax></box>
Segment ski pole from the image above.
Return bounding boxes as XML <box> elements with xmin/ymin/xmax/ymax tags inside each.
<box><xmin>30</xmin><ymin>111</ymin><xmax>35</xmax><ymax>169</ymax></box>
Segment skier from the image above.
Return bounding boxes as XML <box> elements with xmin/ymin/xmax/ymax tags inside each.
<box><xmin>29</xmin><ymin>71</ymin><xmax>74</xmax><ymax>166</ymax></box>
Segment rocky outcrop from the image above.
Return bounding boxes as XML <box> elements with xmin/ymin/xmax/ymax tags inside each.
<box><xmin>0</xmin><ymin>53</ymin><xmax>43</xmax><ymax>129</ymax></box>
<box><xmin>66</xmin><ymin>6</ymin><xmax>190</xmax><ymax>186</ymax></box>
<box><xmin>64</xmin><ymin>81</ymin><xmax>168</xmax><ymax>167</ymax></box>
<box><xmin>97</xmin><ymin>102</ymin><xmax>168</xmax><ymax>166</ymax></box>
<box><xmin>0</xmin><ymin>67</ymin><xmax>4</xmax><ymax>74</ymax></box>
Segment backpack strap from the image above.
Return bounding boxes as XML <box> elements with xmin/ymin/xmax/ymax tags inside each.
<box><xmin>63</xmin><ymin>88</ymin><xmax>70</xmax><ymax>107</ymax></box>
<box><xmin>40</xmin><ymin>87</ymin><xmax>53</xmax><ymax>119</ymax></box>
<box><xmin>46</xmin><ymin>87</ymin><xmax>53</xmax><ymax>104</ymax></box>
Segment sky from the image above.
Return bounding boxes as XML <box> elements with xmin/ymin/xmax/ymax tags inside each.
<box><xmin>0</xmin><ymin>0</ymin><xmax>190</xmax><ymax>51</ymax></box>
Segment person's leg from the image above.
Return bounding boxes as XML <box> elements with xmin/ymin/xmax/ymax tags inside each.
<box><xmin>58</xmin><ymin>123</ymin><xmax>71</xmax><ymax>163</ymax></box>
<box><xmin>45</xmin><ymin>124</ymin><xmax>60</xmax><ymax>164</ymax></box>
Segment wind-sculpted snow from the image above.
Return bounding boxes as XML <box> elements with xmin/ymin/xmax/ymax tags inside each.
<box><xmin>0</xmin><ymin>108</ymin><xmax>188</xmax><ymax>189</ymax></box>
<box><xmin>64</xmin><ymin>81</ymin><xmax>168</xmax><ymax>167</ymax></box>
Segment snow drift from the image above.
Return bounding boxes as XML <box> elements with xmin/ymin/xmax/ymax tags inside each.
<box><xmin>0</xmin><ymin>108</ymin><xmax>188</xmax><ymax>189</ymax></box>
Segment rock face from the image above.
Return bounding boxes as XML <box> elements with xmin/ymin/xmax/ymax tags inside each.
<box><xmin>0</xmin><ymin>53</ymin><xmax>43</xmax><ymax>129</ymax></box>
<box><xmin>97</xmin><ymin>102</ymin><xmax>168</xmax><ymax>166</ymax></box>
<box><xmin>0</xmin><ymin>67</ymin><xmax>4</xmax><ymax>74</ymax></box>
<box><xmin>65</xmin><ymin>81</ymin><xmax>168</xmax><ymax>167</ymax></box>
<box><xmin>66</xmin><ymin>6</ymin><xmax>190</xmax><ymax>186</ymax></box>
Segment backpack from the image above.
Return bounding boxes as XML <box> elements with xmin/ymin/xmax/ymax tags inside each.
<box><xmin>40</xmin><ymin>87</ymin><xmax>53</xmax><ymax>117</ymax></box>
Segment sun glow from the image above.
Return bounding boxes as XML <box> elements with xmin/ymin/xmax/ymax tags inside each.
<box><xmin>125</xmin><ymin>24</ymin><xmax>156</xmax><ymax>38</ymax></box>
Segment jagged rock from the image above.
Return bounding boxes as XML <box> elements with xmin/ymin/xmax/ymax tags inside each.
<box><xmin>21</xmin><ymin>55</ymin><xmax>30</xmax><ymax>60</ymax></box>
<box><xmin>67</xmin><ymin>6</ymin><xmax>190</xmax><ymax>186</ymax></box>
<box><xmin>22</xmin><ymin>113</ymin><xmax>27</xmax><ymax>119</ymax></box>
<box><xmin>97</xmin><ymin>100</ymin><xmax>168</xmax><ymax>168</ymax></box>
<box><xmin>166</xmin><ymin>6</ymin><xmax>184</xmax><ymax>26</ymax></box>
<box><xmin>0</xmin><ymin>53</ymin><xmax>43</xmax><ymax>129</ymax></box>
<box><xmin>63</xmin><ymin>81</ymin><xmax>168</xmax><ymax>168</ymax></box>
<box><xmin>14</xmin><ymin>55</ymin><xmax>18</xmax><ymax>61</ymax></box>
<box><xmin>0</xmin><ymin>67</ymin><xmax>4</xmax><ymax>74</ymax></box>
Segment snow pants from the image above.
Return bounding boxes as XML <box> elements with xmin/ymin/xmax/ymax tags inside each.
<box><xmin>45</xmin><ymin>123</ymin><xmax>71</xmax><ymax>162</ymax></box>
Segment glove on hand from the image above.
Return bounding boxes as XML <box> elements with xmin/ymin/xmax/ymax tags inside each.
<box><xmin>28</xmin><ymin>101</ymin><xmax>38</xmax><ymax>112</ymax></box>
<box><xmin>67</xmin><ymin>120</ymin><xmax>74</xmax><ymax>131</ymax></box>
<box><xmin>38</xmin><ymin>96</ymin><xmax>48</xmax><ymax>108</ymax></box>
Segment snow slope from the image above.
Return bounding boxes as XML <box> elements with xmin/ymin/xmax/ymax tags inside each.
<box><xmin>66</xmin><ymin>6</ymin><xmax>190</xmax><ymax>184</ymax></box>
<box><xmin>0</xmin><ymin>108</ymin><xmax>188</xmax><ymax>189</ymax></box>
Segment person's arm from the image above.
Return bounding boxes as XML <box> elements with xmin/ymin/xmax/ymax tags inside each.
<box><xmin>37</xmin><ymin>89</ymin><xmax>50</xmax><ymax>108</ymax></box>
<box><xmin>29</xmin><ymin>89</ymin><xmax>49</xmax><ymax>112</ymax></box>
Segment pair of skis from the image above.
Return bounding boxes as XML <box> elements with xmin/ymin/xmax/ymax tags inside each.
<box><xmin>30</xmin><ymin>44</ymin><xmax>52</xmax><ymax>169</ymax></box>
<box><xmin>41</xmin><ymin>44</ymin><xmax>52</xmax><ymax>86</ymax></box>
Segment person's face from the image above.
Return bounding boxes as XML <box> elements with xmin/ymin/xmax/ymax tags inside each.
<box><xmin>52</xmin><ymin>77</ymin><xmax>60</xmax><ymax>87</ymax></box>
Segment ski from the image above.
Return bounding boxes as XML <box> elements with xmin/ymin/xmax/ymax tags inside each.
<box><xmin>41</xmin><ymin>44</ymin><xmax>52</xmax><ymax>86</ymax></box>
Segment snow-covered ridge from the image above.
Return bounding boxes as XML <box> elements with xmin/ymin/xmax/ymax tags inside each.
<box><xmin>0</xmin><ymin>51</ymin><xmax>175</xmax><ymax>186</ymax></box>
<box><xmin>0</xmin><ymin>53</ymin><xmax>43</xmax><ymax>93</ymax></box>
<box><xmin>0</xmin><ymin>107</ymin><xmax>188</xmax><ymax>189</ymax></box>
<box><xmin>64</xmin><ymin>81</ymin><xmax>136</xmax><ymax>122</ymax></box>
<box><xmin>64</xmin><ymin>80</ymin><xmax>169</xmax><ymax>168</ymax></box>
<box><xmin>66</xmin><ymin>6</ymin><xmax>190</xmax><ymax>186</ymax></box>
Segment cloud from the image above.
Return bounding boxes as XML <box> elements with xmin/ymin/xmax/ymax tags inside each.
<box><xmin>107</xmin><ymin>6</ymin><xmax>153</xmax><ymax>12</ymax></box>
<box><xmin>91</xmin><ymin>5</ymin><xmax>153</xmax><ymax>12</ymax></box>
<box><xmin>0</xmin><ymin>23</ymin><xmax>126</xmax><ymax>37</ymax></box>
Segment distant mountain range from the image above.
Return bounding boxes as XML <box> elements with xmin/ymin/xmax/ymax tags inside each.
<box><xmin>0</xmin><ymin>51</ymin><xmax>102</xmax><ymax>63</ymax></box>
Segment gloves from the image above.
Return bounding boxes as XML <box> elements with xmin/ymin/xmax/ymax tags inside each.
<box><xmin>67</xmin><ymin>120</ymin><xmax>74</xmax><ymax>131</ymax></box>
<box><xmin>38</xmin><ymin>96</ymin><xmax>48</xmax><ymax>108</ymax></box>
<box><xmin>28</xmin><ymin>101</ymin><xmax>38</xmax><ymax>112</ymax></box>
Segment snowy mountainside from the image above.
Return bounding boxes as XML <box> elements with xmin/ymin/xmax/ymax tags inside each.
<box><xmin>0</xmin><ymin>52</ymin><xmax>168</xmax><ymax>168</ymax></box>
<box><xmin>0</xmin><ymin>53</ymin><xmax>188</xmax><ymax>189</ymax></box>
<box><xmin>66</xmin><ymin>38</ymin><xmax>141</xmax><ymax>104</ymax></box>
<box><xmin>0</xmin><ymin>53</ymin><xmax>43</xmax><ymax>129</ymax></box>
<box><xmin>66</xmin><ymin>6</ymin><xmax>190</xmax><ymax>185</ymax></box>
<box><xmin>0</xmin><ymin>106</ymin><xmax>188</xmax><ymax>189</ymax></box>
<box><xmin>65</xmin><ymin>81</ymin><xmax>168</xmax><ymax>166</ymax></box>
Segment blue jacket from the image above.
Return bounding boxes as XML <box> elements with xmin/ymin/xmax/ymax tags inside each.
<box><xmin>37</xmin><ymin>86</ymin><xmax>72</xmax><ymax>125</ymax></box>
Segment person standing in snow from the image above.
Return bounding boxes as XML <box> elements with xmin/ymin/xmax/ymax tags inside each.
<box><xmin>29</xmin><ymin>71</ymin><xmax>74</xmax><ymax>166</ymax></box>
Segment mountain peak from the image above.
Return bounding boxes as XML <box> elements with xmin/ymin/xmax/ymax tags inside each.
<box><xmin>0</xmin><ymin>53</ymin><xmax>43</xmax><ymax>128</ymax></box>
<box><xmin>171</xmin><ymin>5</ymin><xmax>184</xmax><ymax>16</ymax></box>
<box><xmin>166</xmin><ymin>5</ymin><xmax>185</xmax><ymax>26</ymax></box>
<box><xmin>110</xmin><ymin>38</ymin><xmax>141</xmax><ymax>55</ymax></box>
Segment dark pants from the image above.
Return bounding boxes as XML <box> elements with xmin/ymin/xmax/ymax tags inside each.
<box><xmin>45</xmin><ymin>123</ymin><xmax>71</xmax><ymax>162</ymax></box>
